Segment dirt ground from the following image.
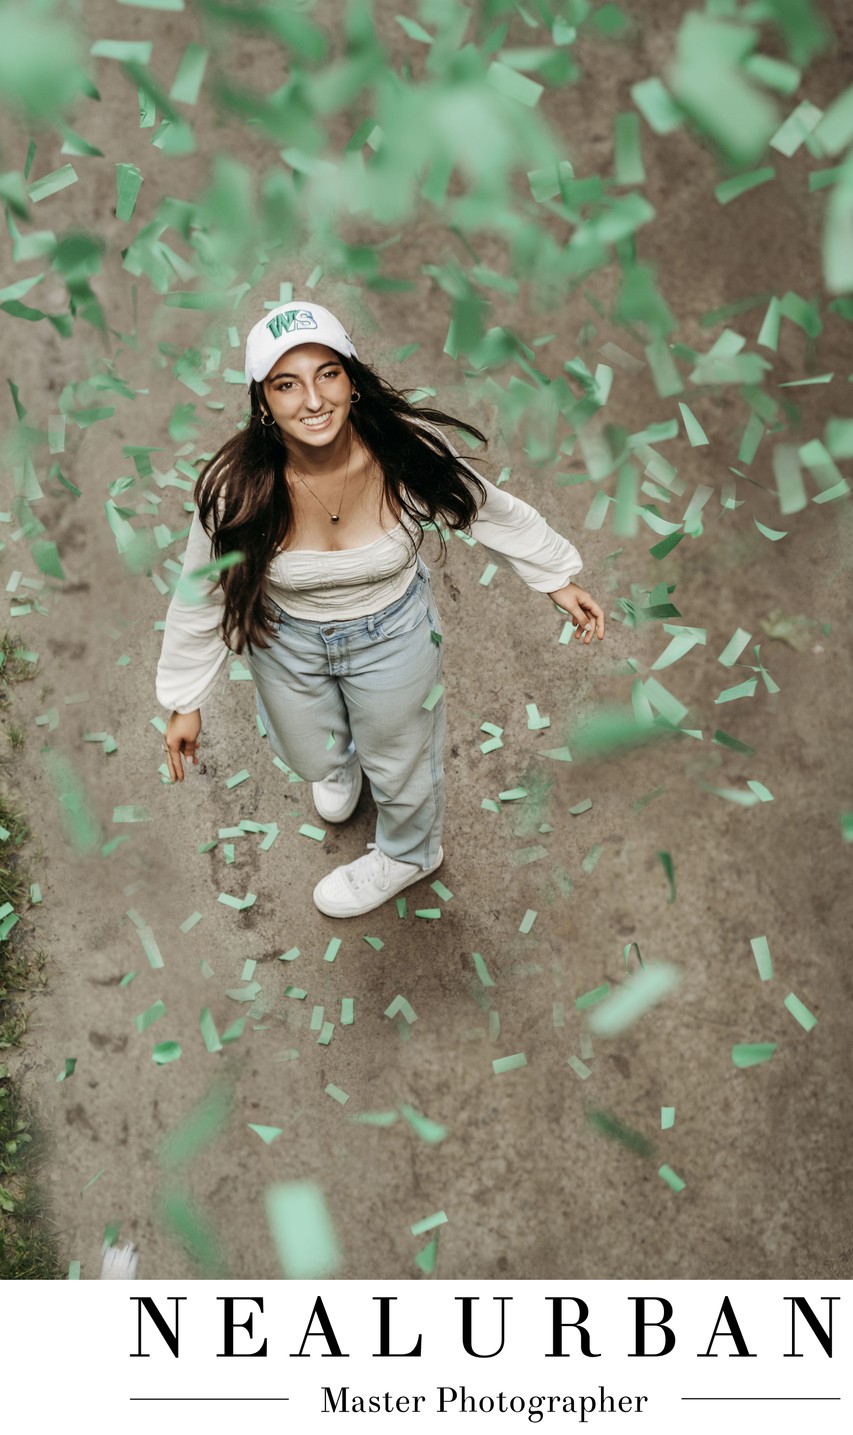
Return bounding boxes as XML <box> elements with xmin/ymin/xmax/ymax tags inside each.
<box><xmin>2</xmin><ymin>0</ymin><xmax>852</xmax><ymax>1280</ymax></box>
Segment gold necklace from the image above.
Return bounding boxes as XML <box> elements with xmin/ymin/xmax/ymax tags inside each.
<box><xmin>291</xmin><ymin>428</ymin><xmax>352</xmax><ymax>523</ymax></box>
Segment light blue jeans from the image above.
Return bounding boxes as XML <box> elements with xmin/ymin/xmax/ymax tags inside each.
<box><xmin>245</xmin><ymin>557</ymin><xmax>446</xmax><ymax>869</ymax></box>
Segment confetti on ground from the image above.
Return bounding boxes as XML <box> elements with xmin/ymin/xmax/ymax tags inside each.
<box><xmin>385</xmin><ymin>995</ymin><xmax>417</xmax><ymax>1024</ymax></box>
<box><xmin>248</xmin><ymin>1125</ymin><xmax>282</xmax><ymax>1145</ymax></box>
<box><xmin>784</xmin><ymin>992</ymin><xmax>818</xmax><ymax>1031</ymax></box>
<box><xmin>410</xmin><ymin>1210</ymin><xmax>447</xmax><ymax>1237</ymax></box>
<box><xmin>732</xmin><ymin>1043</ymin><xmax>777</xmax><ymax>1067</ymax></box>
<box><xmin>661</xmin><ymin>1107</ymin><xmax>675</xmax><ymax>1130</ymax></box>
<box><xmin>750</xmin><ymin>935</ymin><xmax>774</xmax><ymax>981</ymax></box>
<box><xmin>492</xmin><ymin>1053</ymin><xmax>528</xmax><ymax>1074</ymax></box>
<box><xmin>299</xmin><ymin>824</ymin><xmax>326</xmax><ymax>841</ymax></box>
<box><xmin>658</xmin><ymin>1165</ymin><xmax>686</xmax><ymax>1193</ymax></box>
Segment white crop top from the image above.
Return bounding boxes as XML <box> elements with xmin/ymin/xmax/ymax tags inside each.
<box><xmin>156</xmin><ymin>423</ymin><xmax>584</xmax><ymax>714</ymax></box>
<box><xmin>267</xmin><ymin>521</ymin><xmax>417</xmax><ymax>620</ymax></box>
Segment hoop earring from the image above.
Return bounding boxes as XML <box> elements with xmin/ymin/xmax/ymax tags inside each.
<box><xmin>350</xmin><ymin>389</ymin><xmax>361</xmax><ymax>403</ymax></box>
<box><xmin>260</xmin><ymin>411</ymin><xmax>276</xmax><ymax>427</ymax></box>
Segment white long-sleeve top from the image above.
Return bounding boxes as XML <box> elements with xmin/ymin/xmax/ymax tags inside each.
<box><xmin>155</xmin><ymin>426</ymin><xmax>583</xmax><ymax>714</ymax></box>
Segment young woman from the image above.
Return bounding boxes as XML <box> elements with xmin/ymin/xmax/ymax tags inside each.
<box><xmin>156</xmin><ymin>301</ymin><xmax>605</xmax><ymax>918</ymax></box>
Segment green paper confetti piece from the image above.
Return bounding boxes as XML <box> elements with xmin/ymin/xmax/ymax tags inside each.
<box><xmin>631</xmin><ymin>76</ymin><xmax>683</xmax><ymax>135</ymax></box>
<box><xmin>180</xmin><ymin>911</ymin><xmax>202</xmax><ymax>934</ymax></box>
<box><xmin>310</xmin><ymin>1005</ymin><xmax>324</xmax><ymax>1032</ymax></box>
<box><xmin>576</xmin><ymin>983</ymin><xmax>610</xmax><ymax>1011</ymax></box>
<box><xmin>225</xmin><ymin>768</ymin><xmax>250</xmax><ymax>788</ymax></box>
<box><xmin>658</xmin><ymin>1164</ymin><xmax>685</xmax><ymax>1193</ymax></box>
<box><xmin>278</xmin><ymin>948</ymin><xmax>300</xmax><ymax>963</ymax></box>
<box><xmin>200</xmin><ymin>1009</ymin><xmax>222</xmax><ymax>1054</ymax></box>
<box><xmin>323</xmin><ymin>938</ymin><xmax>342</xmax><ymax>963</ymax></box>
<box><xmin>169</xmin><ymin>43</ymin><xmax>207</xmax><ymax>103</ymax></box>
<box><xmin>160</xmin><ymin>1080</ymin><xmax>233</xmax><ymax>1167</ymax></box>
<box><xmin>363</xmin><ymin>935</ymin><xmax>384</xmax><ymax>950</ymax></box>
<box><xmin>657</xmin><ymin>850</ymin><xmax>677</xmax><ymax>903</ymax></box>
<box><xmin>614</xmin><ymin>110</ymin><xmax>644</xmax><ymax>184</ymax></box>
<box><xmin>341</xmin><ymin>998</ymin><xmax>354</xmax><ymax>1026</ymax></box>
<box><xmin>317</xmin><ymin>1023</ymin><xmax>335</xmax><ymax>1046</ymax></box>
<box><xmin>492</xmin><ymin>1052</ymin><xmax>527</xmax><ymax>1074</ymax></box>
<box><xmin>68</xmin><ymin>1261</ymin><xmax>81</xmax><ymax>1280</ymax></box>
<box><xmin>587</xmin><ymin>1108</ymin><xmax>655</xmax><ymax>1157</ymax></box>
<box><xmin>351</xmin><ymin>1110</ymin><xmax>398</xmax><ymax>1127</ymax></box>
<box><xmin>152</xmin><ymin>1041</ymin><xmax>182</xmax><ymax>1065</ymax></box>
<box><xmin>567</xmin><ymin>1055</ymin><xmax>591</xmax><ymax>1079</ymax></box>
<box><xmin>732</xmin><ymin>1043</ymin><xmax>777</xmax><ymax>1067</ymax></box>
<box><xmin>217</xmin><ymin>891</ymin><xmax>256</xmax><ymax>911</ymax></box>
<box><xmin>410</xmin><ymin>1210</ymin><xmax>447</xmax><ymax>1237</ymax></box>
<box><xmin>385</xmin><ymin>995</ymin><xmax>417</xmax><ymax>1024</ymax></box>
<box><xmin>414</xmin><ymin>1235</ymin><xmax>439</xmax><ymax>1274</ymax></box>
<box><xmin>134</xmin><ymin>999</ymin><xmax>166</xmax><ymax>1033</ymax></box>
<box><xmin>399</xmin><ymin>1104</ymin><xmax>447</xmax><ymax>1145</ymax></box>
<box><xmin>750</xmin><ymin>940</ymin><xmax>777</xmax><ymax>996</ymax></box>
<box><xmin>486</xmin><ymin>60</ymin><xmax>543</xmax><ymax>108</ymax></box>
<box><xmin>518</xmin><ymin>909</ymin><xmax>537</xmax><ymax>934</ymax></box>
<box><xmin>56</xmin><ymin>1057</ymin><xmax>77</xmax><ymax>1082</ymax></box>
<box><xmin>715</xmin><ymin>676</ymin><xmax>758</xmax><ymax>703</ymax></box>
<box><xmin>677</xmin><ymin>401</ymin><xmax>709</xmax><ymax>446</ymax></box>
<box><xmin>715</xmin><ymin>166</ymin><xmax>775</xmax><ymax>205</ymax></box>
<box><xmin>415</xmin><ymin>908</ymin><xmax>441</xmax><ymax>919</ymax></box>
<box><xmin>785</xmin><ymin>992</ymin><xmax>817</xmax><ymax>1031</ymax></box>
<box><xmin>113</xmin><ymin>805</ymin><xmax>149</xmax><ymax>823</ymax></box>
<box><xmin>431</xmin><ymin>879</ymin><xmax>453</xmax><ymax>901</ymax></box>
<box><xmin>115</xmin><ymin>163</ymin><xmax>143</xmax><ymax>222</ymax></box>
<box><xmin>422</xmin><ymin>683</ymin><xmax>444</xmax><ymax>711</ymax></box>
<box><xmin>249</xmin><ymin>1124</ymin><xmax>282</xmax><ymax>1145</ymax></box>
<box><xmin>661</xmin><ymin>1107</ymin><xmax>675</xmax><ymax>1130</ymax></box>
<box><xmin>299</xmin><ymin>823</ymin><xmax>326</xmax><ymax>841</ymax></box>
<box><xmin>569</xmin><ymin>798</ymin><xmax>593</xmax><ymax>815</ymax></box>
<box><xmin>472</xmin><ymin>951</ymin><xmax>495</xmax><ymax>987</ymax></box>
<box><xmin>27</xmin><ymin>164</ymin><xmax>77</xmax><ymax>203</ymax></box>
<box><xmin>325</xmin><ymin>1083</ymin><xmax>349</xmax><ymax>1105</ymax></box>
<box><xmin>587</xmin><ymin>963</ymin><xmax>682</xmax><ymax>1035</ymax></box>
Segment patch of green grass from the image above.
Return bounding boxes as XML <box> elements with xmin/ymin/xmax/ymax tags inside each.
<box><xmin>0</xmin><ymin>633</ymin><xmax>60</xmax><ymax>1279</ymax></box>
<box><xmin>0</xmin><ymin>1070</ymin><xmax>60</xmax><ymax>1278</ymax></box>
<box><xmin>6</xmin><ymin>725</ymin><xmax>25</xmax><ymax>750</ymax></box>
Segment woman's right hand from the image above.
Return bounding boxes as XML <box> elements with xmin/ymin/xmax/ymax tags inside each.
<box><xmin>164</xmin><ymin>709</ymin><xmax>202</xmax><ymax>783</ymax></box>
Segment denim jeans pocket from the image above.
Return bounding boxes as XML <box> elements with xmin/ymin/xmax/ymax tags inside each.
<box><xmin>373</xmin><ymin>584</ymin><xmax>430</xmax><ymax>640</ymax></box>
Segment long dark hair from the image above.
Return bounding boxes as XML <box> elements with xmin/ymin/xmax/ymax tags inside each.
<box><xmin>194</xmin><ymin>352</ymin><xmax>489</xmax><ymax>654</ymax></box>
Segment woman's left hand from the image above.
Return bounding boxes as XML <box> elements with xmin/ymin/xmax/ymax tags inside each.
<box><xmin>546</xmin><ymin>582</ymin><xmax>605</xmax><ymax>643</ymax></box>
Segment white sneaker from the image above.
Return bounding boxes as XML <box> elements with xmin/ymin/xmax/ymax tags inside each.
<box><xmin>312</xmin><ymin>754</ymin><xmax>362</xmax><ymax>823</ymax></box>
<box><xmin>313</xmin><ymin>842</ymin><xmax>444</xmax><ymax>918</ymax></box>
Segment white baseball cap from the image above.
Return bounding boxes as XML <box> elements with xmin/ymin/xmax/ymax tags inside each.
<box><xmin>244</xmin><ymin>300</ymin><xmax>358</xmax><ymax>388</ymax></box>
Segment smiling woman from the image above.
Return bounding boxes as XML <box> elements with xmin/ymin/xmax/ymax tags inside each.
<box><xmin>155</xmin><ymin>300</ymin><xmax>604</xmax><ymax>919</ymax></box>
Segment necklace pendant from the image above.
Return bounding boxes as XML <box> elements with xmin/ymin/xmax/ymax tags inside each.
<box><xmin>331</xmin><ymin>514</ymin><xmax>340</xmax><ymax>523</ymax></box>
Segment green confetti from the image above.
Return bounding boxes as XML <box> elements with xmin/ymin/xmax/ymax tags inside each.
<box><xmin>784</xmin><ymin>992</ymin><xmax>817</xmax><ymax>1031</ymax></box>
<box><xmin>492</xmin><ymin>1052</ymin><xmax>528</xmax><ymax>1074</ymax></box>
<box><xmin>410</xmin><ymin>1210</ymin><xmax>447</xmax><ymax>1237</ymax></box>
<box><xmin>422</xmin><ymin>683</ymin><xmax>444</xmax><ymax>711</ymax></box>
<box><xmin>658</xmin><ymin>1164</ymin><xmax>685</xmax><ymax>1193</ymax></box>
<box><xmin>472</xmin><ymin>951</ymin><xmax>495</xmax><ymax>987</ymax></box>
<box><xmin>325</xmin><ymin>1083</ymin><xmax>349</xmax><ymax>1105</ymax></box>
<box><xmin>732</xmin><ymin>1043</ymin><xmax>777</xmax><ymax>1067</ymax></box>
<box><xmin>299</xmin><ymin>823</ymin><xmax>326</xmax><ymax>841</ymax></box>
<box><xmin>399</xmin><ymin>1104</ymin><xmax>447</xmax><ymax>1145</ymax></box>
<box><xmin>575</xmin><ymin>983</ymin><xmax>610</xmax><ymax>1011</ymax></box>
<box><xmin>56</xmin><ymin>1057</ymin><xmax>77</xmax><ymax>1082</ymax></box>
<box><xmin>385</xmin><ymin>995</ymin><xmax>417</xmax><ymax>1023</ymax></box>
<box><xmin>661</xmin><ymin>1107</ymin><xmax>675</xmax><ymax>1130</ymax></box>
<box><xmin>152</xmin><ymin>1041</ymin><xmax>182</xmax><ymax>1065</ymax></box>
<box><xmin>323</xmin><ymin>937</ymin><xmax>342</xmax><ymax>963</ymax></box>
<box><xmin>248</xmin><ymin>1125</ymin><xmax>282</xmax><ymax>1145</ymax></box>
<box><xmin>587</xmin><ymin>964</ymin><xmax>682</xmax><ymax>1035</ymax></box>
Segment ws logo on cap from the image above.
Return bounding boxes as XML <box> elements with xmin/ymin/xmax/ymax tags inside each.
<box><xmin>266</xmin><ymin>308</ymin><xmax>319</xmax><ymax>339</ymax></box>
